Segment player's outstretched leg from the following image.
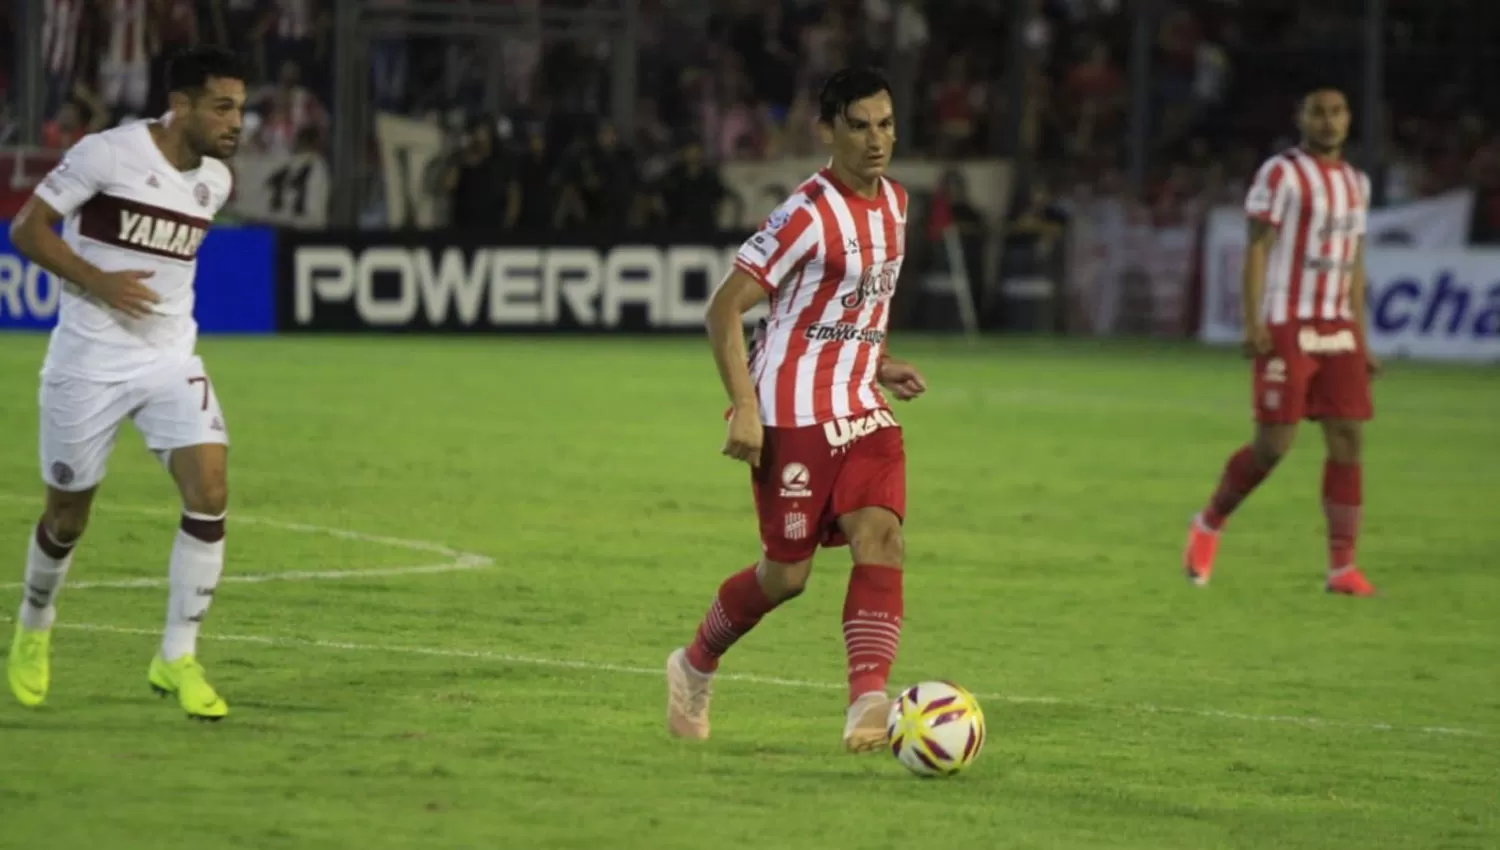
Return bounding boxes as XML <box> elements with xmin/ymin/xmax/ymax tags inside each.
<box><xmin>1184</xmin><ymin>424</ymin><xmax>1296</xmax><ymax>585</ymax></box>
<box><xmin>666</xmin><ymin>558</ymin><xmax>808</xmax><ymax>739</ymax></box>
<box><xmin>8</xmin><ymin>488</ymin><xmax>94</xmax><ymax>707</ymax></box>
<box><xmin>837</xmin><ymin>507</ymin><xmax>904</xmax><ymax>753</ymax></box>
<box><xmin>148</xmin><ymin>445</ymin><xmax>230</xmax><ymax>720</ymax></box>
<box><xmin>1320</xmin><ymin>419</ymin><xmax>1375</xmax><ymax>596</ymax></box>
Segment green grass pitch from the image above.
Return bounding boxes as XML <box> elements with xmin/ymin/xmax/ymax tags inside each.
<box><xmin>0</xmin><ymin>333</ymin><xmax>1496</xmax><ymax>849</ymax></box>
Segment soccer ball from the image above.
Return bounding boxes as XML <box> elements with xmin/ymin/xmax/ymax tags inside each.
<box><xmin>886</xmin><ymin>680</ymin><xmax>986</xmax><ymax>777</ymax></box>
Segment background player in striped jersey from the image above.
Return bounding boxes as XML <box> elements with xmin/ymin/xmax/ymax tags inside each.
<box><xmin>7</xmin><ymin>47</ymin><xmax>246</xmax><ymax>719</ymax></box>
<box><xmin>1183</xmin><ymin>85</ymin><xmax>1378</xmax><ymax>597</ymax></box>
<box><xmin>665</xmin><ymin>68</ymin><xmax>928</xmax><ymax>752</ymax></box>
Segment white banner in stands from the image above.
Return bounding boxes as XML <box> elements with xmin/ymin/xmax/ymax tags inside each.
<box><xmin>228</xmin><ymin>149</ymin><xmax>331</xmax><ymax>229</ymax></box>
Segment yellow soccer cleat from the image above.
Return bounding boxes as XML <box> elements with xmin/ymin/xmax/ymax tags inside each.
<box><xmin>148</xmin><ymin>654</ymin><xmax>229</xmax><ymax>721</ymax></box>
<box><xmin>7</xmin><ymin>624</ymin><xmax>51</xmax><ymax>707</ymax></box>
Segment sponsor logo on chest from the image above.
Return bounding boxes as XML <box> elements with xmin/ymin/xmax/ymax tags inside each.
<box><xmin>118</xmin><ymin>209</ymin><xmax>207</xmax><ymax>259</ymax></box>
<box><xmin>840</xmin><ymin>259</ymin><xmax>901</xmax><ymax>310</ymax></box>
<box><xmin>822</xmin><ymin>408</ymin><xmax>898</xmax><ymax>452</ymax></box>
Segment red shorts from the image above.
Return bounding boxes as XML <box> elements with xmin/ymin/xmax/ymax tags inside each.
<box><xmin>751</xmin><ymin>410</ymin><xmax>907</xmax><ymax>563</ymax></box>
<box><xmin>1253</xmin><ymin>320</ymin><xmax>1373</xmax><ymax>424</ymax></box>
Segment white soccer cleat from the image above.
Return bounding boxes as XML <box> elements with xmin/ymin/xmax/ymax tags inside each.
<box><xmin>665</xmin><ymin>648</ymin><xmax>713</xmax><ymax>740</ymax></box>
<box><xmin>842</xmin><ymin>690</ymin><xmax>893</xmax><ymax>753</ymax></box>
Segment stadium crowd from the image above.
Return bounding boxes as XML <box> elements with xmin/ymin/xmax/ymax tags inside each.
<box><xmin>1</xmin><ymin>0</ymin><xmax>1496</xmax><ymax>240</ymax></box>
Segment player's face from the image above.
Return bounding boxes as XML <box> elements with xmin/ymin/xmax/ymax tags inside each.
<box><xmin>186</xmin><ymin>77</ymin><xmax>248</xmax><ymax>160</ymax></box>
<box><xmin>1298</xmin><ymin>90</ymin><xmax>1350</xmax><ymax>152</ymax></box>
<box><xmin>822</xmin><ymin>91</ymin><xmax>896</xmax><ymax>184</ymax></box>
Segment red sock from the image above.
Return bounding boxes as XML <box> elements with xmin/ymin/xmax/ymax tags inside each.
<box><xmin>1322</xmin><ymin>460</ymin><xmax>1362</xmax><ymax>572</ymax></box>
<box><xmin>685</xmin><ymin>566</ymin><xmax>779</xmax><ymax>674</ymax></box>
<box><xmin>1202</xmin><ymin>445</ymin><xmax>1272</xmax><ymax>530</ymax></box>
<box><xmin>842</xmin><ymin>564</ymin><xmax>903</xmax><ymax>704</ymax></box>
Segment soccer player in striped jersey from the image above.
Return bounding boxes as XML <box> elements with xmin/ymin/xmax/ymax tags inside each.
<box><xmin>1183</xmin><ymin>85</ymin><xmax>1379</xmax><ymax>597</ymax></box>
<box><xmin>664</xmin><ymin>67</ymin><xmax>928</xmax><ymax>751</ymax></box>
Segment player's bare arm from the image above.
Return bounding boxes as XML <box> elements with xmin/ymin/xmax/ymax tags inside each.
<box><xmin>877</xmin><ymin>355</ymin><xmax>927</xmax><ymax>401</ymax></box>
<box><xmin>9</xmin><ymin>197</ymin><xmax>159</xmax><ymax>318</ymax></box>
<box><xmin>1241</xmin><ymin>217</ymin><xmax>1277</xmax><ymax>356</ymax></box>
<box><xmin>707</xmin><ymin>269</ymin><xmax>769</xmax><ymax>467</ymax></box>
<box><xmin>1349</xmin><ymin>237</ymin><xmax>1380</xmax><ymax>376</ymax></box>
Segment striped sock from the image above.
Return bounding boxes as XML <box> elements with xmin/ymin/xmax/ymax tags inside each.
<box><xmin>685</xmin><ymin>566</ymin><xmax>778</xmax><ymax>674</ymax></box>
<box><xmin>842</xmin><ymin>564</ymin><xmax>903</xmax><ymax>704</ymax></box>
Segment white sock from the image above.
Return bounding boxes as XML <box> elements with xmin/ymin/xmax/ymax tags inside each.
<box><xmin>19</xmin><ymin>526</ymin><xmax>74</xmax><ymax>631</ymax></box>
<box><xmin>161</xmin><ymin>517</ymin><xmax>226</xmax><ymax>662</ymax></box>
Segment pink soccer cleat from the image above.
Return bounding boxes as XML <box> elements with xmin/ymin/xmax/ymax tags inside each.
<box><xmin>1326</xmin><ymin>567</ymin><xmax>1376</xmax><ymax>597</ymax></box>
<box><xmin>1183</xmin><ymin>514</ymin><xmax>1220</xmax><ymax>586</ymax></box>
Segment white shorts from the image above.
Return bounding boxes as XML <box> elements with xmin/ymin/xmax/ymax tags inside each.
<box><xmin>38</xmin><ymin>355</ymin><xmax>229</xmax><ymax>492</ymax></box>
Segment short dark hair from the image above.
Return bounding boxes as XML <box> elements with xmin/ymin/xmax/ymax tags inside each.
<box><xmin>166</xmin><ymin>46</ymin><xmax>247</xmax><ymax>96</ymax></box>
<box><xmin>1298</xmin><ymin>82</ymin><xmax>1348</xmax><ymax>110</ymax></box>
<box><xmin>817</xmin><ymin>67</ymin><xmax>892</xmax><ymax>125</ymax></box>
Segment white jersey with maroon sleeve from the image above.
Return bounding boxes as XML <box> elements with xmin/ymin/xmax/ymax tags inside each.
<box><xmin>1244</xmin><ymin>147</ymin><xmax>1370</xmax><ymax>326</ymax></box>
<box><xmin>731</xmin><ymin>168</ymin><xmax>908</xmax><ymax>429</ymax></box>
<box><xmin>32</xmin><ymin>121</ymin><xmax>234</xmax><ymax>382</ymax></box>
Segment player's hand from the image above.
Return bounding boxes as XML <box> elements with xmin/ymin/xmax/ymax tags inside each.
<box><xmin>1365</xmin><ymin>349</ymin><xmax>1382</xmax><ymax>378</ymax></box>
<box><xmin>88</xmin><ymin>270</ymin><xmax>159</xmax><ymax>318</ymax></box>
<box><xmin>1242</xmin><ymin>322</ymin><xmax>1272</xmax><ymax>358</ymax></box>
<box><xmin>877</xmin><ymin>358</ymin><xmax>928</xmax><ymax>401</ymax></box>
<box><xmin>722</xmin><ymin>404</ymin><xmax>764</xmax><ymax>468</ymax></box>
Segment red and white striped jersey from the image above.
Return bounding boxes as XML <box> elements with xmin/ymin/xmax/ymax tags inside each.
<box><xmin>1245</xmin><ymin>147</ymin><xmax>1371</xmax><ymax>325</ymax></box>
<box><xmin>734</xmin><ymin>168</ymin><xmax>908</xmax><ymax>429</ymax></box>
<box><xmin>102</xmin><ymin>0</ymin><xmax>151</xmax><ymax>66</ymax></box>
<box><xmin>43</xmin><ymin>0</ymin><xmax>83</xmax><ymax>78</ymax></box>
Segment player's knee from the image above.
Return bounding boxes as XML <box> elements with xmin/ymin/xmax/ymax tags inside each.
<box><xmin>851</xmin><ymin>518</ymin><xmax>904</xmax><ymax>568</ymax></box>
<box><xmin>185</xmin><ymin>478</ymin><xmax>229</xmax><ymax>517</ymax></box>
<box><xmin>757</xmin><ymin>558</ymin><xmax>813</xmax><ymax>601</ymax></box>
<box><xmin>1252</xmin><ymin>428</ymin><xmax>1295</xmax><ymax>469</ymax></box>
<box><xmin>42</xmin><ymin>508</ymin><xmax>89</xmax><ymax>545</ymax></box>
<box><xmin>1323</xmin><ymin>421</ymin><xmax>1362</xmax><ymax>463</ymax></box>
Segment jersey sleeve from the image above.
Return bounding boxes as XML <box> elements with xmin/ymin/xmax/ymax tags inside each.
<box><xmin>1244</xmin><ymin>158</ymin><xmax>1292</xmax><ymax>227</ymax></box>
<box><xmin>733</xmin><ymin>202</ymin><xmax>820</xmax><ymax>293</ymax></box>
<box><xmin>33</xmin><ymin>133</ymin><xmax>115</xmax><ymax>217</ymax></box>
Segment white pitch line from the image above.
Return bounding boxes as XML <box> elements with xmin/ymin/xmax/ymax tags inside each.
<box><xmin>12</xmin><ymin>618</ymin><xmax>1487</xmax><ymax>741</ymax></box>
<box><xmin>0</xmin><ymin>492</ymin><xmax>495</xmax><ymax>590</ymax></box>
<box><xmin>0</xmin><ymin>555</ymin><xmax>494</xmax><ymax>591</ymax></box>
<box><xmin>0</xmin><ymin>493</ymin><xmax>1487</xmax><ymax>740</ymax></box>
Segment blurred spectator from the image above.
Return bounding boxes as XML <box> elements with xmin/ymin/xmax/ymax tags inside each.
<box><xmin>511</xmin><ymin>128</ymin><xmax>560</xmax><ymax>231</ymax></box>
<box><xmin>653</xmin><ymin>140</ymin><xmax>734</xmax><ymax>231</ymax></box>
<box><xmin>251</xmin><ymin>59</ymin><xmax>327</xmax><ymax>156</ymax></box>
<box><xmin>42</xmin><ymin>82</ymin><xmax>107</xmax><ymax>150</ymax></box>
<box><xmin>148</xmin><ymin>0</ymin><xmax>199</xmax><ymax>115</ymax></box>
<box><xmin>444</xmin><ymin>116</ymin><xmax>513</xmax><ymax>229</ymax></box>
<box><xmin>97</xmin><ymin>0</ymin><xmax>155</xmax><ymax>119</ymax></box>
<box><xmin>209</xmin><ymin>0</ymin><xmax>274</xmax><ymax>75</ymax></box>
<box><xmin>555</xmin><ymin>121</ymin><xmax>641</xmax><ymax>230</ymax></box>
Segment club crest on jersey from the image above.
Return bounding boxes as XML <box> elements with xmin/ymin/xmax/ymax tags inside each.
<box><xmin>118</xmin><ymin>209</ymin><xmax>207</xmax><ymax>259</ymax></box>
<box><xmin>823</xmin><ymin>408</ymin><xmax>898</xmax><ymax>451</ymax></box>
<box><xmin>194</xmin><ymin>182</ymin><xmax>211</xmax><ymax>207</ymax></box>
<box><xmin>840</xmin><ymin>260</ymin><xmax>900</xmax><ymax>310</ymax></box>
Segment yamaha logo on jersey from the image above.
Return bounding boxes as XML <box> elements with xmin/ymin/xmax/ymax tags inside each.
<box><xmin>840</xmin><ymin>259</ymin><xmax>901</xmax><ymax>310</ymax></box>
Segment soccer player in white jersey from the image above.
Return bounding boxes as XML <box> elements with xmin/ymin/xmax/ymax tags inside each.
<box><xmin>6</xmin><ymin>47</ymin><xmax>246</xmax><ymax>719</ymax></box>
<box><xmin>664</xmin><ymin>67</ymin><xmax>929</xmax><ymax>752</ymax></box>
<box><xmin>1183</xmin><ymin>85</ymin><xmax>1379</xmax><ymax>597</ymax></box>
